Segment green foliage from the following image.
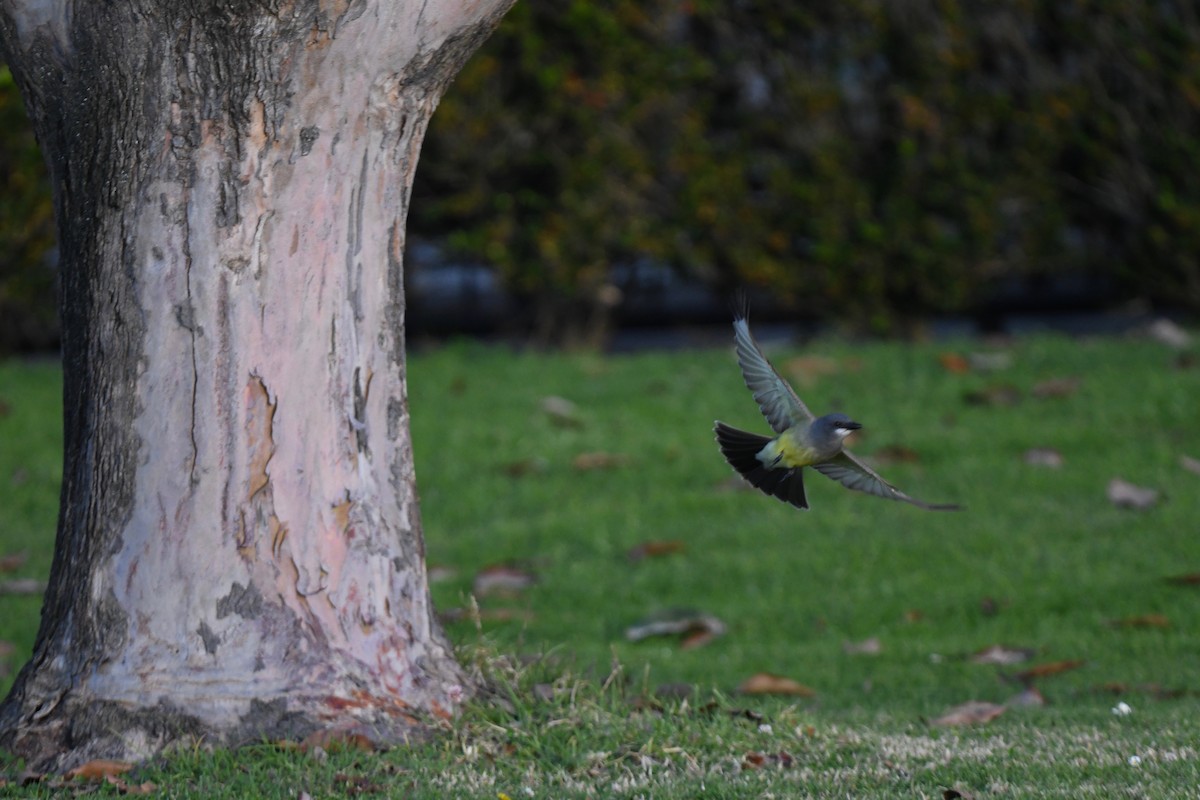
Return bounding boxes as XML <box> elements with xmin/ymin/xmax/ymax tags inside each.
<box><xmin>0</xmin><ymin>65</ymin><xmax>56</xmax><ymax>354</ymax></box>
<box><xmin>415</xmin><ymin>1</ymin><xmax>1200</xmax><ymax>334</ymax></box>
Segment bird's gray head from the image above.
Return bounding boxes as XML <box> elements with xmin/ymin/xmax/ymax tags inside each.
<box><xmin>812</xmin><ymin>413</ymin><xmax>862</xmax><ymax>449</ymax></box>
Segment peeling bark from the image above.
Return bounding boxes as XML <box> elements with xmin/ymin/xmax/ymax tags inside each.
<box><xmin>0</xmin><ymin>0</ymin><xmax>513</xmax><ymax>772</ymax></box>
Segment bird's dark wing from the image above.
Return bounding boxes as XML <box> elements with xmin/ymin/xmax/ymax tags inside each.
<box><xmin>812</xmin><ymin>451</ymin><xmax>960</xmax><ymax>511</ymax></box>
<box><xmin>732</xmin><ymin>309</ymin><xmax>813</xmax><ymax>434</ymax></box>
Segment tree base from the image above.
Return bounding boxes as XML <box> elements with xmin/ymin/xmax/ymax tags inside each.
<box><xmin>1</xmin><ymin>687</ymin><xmax>454</xmax><ymax>774</ymax></box>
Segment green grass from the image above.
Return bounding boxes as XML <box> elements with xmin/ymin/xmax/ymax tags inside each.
<box><xmin>3</xmin><ymin>333</ymin><xmax>1200</xmax><ymax>796</ymax></box>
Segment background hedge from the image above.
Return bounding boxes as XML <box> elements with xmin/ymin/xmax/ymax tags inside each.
<box><xmin>3</xmin><ymin>1</ymin><xmax>1199</xmax><ymax>350</ymax></box>
<box><xmin>413</xmin><ymin>0</ymin><xmax>1200</xmax><ymax>337</ymax></box>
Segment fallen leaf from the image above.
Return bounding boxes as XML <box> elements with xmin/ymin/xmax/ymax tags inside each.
<box><xmin>1173</xmin><ymin>352</ymin><xmax>1197</xmax><ymax>370</ymax></box>
<box><xmin>1108</xmin><ymin>614</ymin><xmax>1169</xmax><ymax>629</ymax></box>
<box><xmin>737</xmin><ymin>672</ymin><xmax>817</xmax><ymax>697</ymax></box>
<box><xmin>938</xmin><ymin>352</ymin><xmax>971</xmax><ymax>373</ymax></box>
<box><xmin>1031</xmin><ymin>377</ymin><xmax>1081</xmax><ymax>399</ymax></box>
<box><xmin>1015</xmin><ymin>659</ymin><xmax>1086</xmax><ymax>682</ymax></box>
<box><xmin>67</xmin><ymin>760</ymin><xmax>134</xmax><ymax>781</ymax></box>
<box><xmin>680</xmin><ymin>628</ymin><xmax>720</xmax><ymax>650</ymax></box>
<box><xmin>903</xmin><ymin>609</ymin><xmax>925</xmax><ymax>624</ymax></box>
<box><xmin>1005</xmin><ymin>686</ymin><xmax>1046</xmax><ymax>708</ymax></box>
<box><xmin>626</xmin><ymin>609</ymin><xmax>726</xmax><ymax>644</ymax></box>
<box><xmin>572</xmin><ymin>451</ymin><xmax>629</xmax><ymax>471</ymax></box>
<box><xmin>0</xmin><ymin>578</ymin><xmax>44</xmax><ymax>595</ymax></box>
<box><xmin>1145</xmin><ymin>318</ymin><xmax>1191</xmax><ymax>349</ymax></box>
<box><xmin>0</xmin><ymin>552</ymin><xmax>27</xmax><ymax>573</ymax></box>
<box><xmin>1165</xmin><ymin>573</ymin><xmax>1200</xmax><ymax>586</ymax></box>
<box><xmin>1023</xmin><ymin>447</ymin><xmax>1064</xmax><ymax>468</ymax></box>
<box><xmin>1106</xmin><ymin>478</ymin><xmax>1161</xmax><ymax>510</ymax></box>
<box><xmin>1180</xmin><ymin>454</ymin><xmax>1200</xmax><ymax>476</ymax></box>
<box><xmin>931</xmin><ymin>701</ymin><xmax>1006</xmax><ymax>727</ymax></box>
<box><xmin>742</xmin><ymin>750</ymin><xmax>794</xmax><ymax>770</ymax></box>
<box><xmin>626</xmin><ymin>540</ymin><xmax>685</xmax><ymax>562</ymax></box>
<box><xmin>472</xmin><ymin>565</ymin><xmax>537</xmax><ymax>598</ymax></box>
<box><xmin>843</xmin><ymin>637</ymin><xmax>883</xmax><ymax>656</ymax></box>
<box><xmin>971</xmin><ymin>644</ymin><xmax>1036</xmax><ymax>666</ymax></box>
<box><xmin>539</xmin><ymin>395</ymin><xmax>583</xmax><ymax>428</ymax></box>
<box><xmin>963</xmin><ymin>384</ymin><xmax>1022</xmax><ymax>406</ymax></box>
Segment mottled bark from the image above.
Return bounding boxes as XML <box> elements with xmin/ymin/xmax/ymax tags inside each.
<box><xmin>0</xmin><ymin>0</ymin><xmax>512</xmax><ymax>772</ymax></box>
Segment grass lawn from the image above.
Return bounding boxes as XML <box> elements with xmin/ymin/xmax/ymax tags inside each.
<box><xmin>2</xmin><ymin>329</ymin><xmax>1200</xmax><ymax>796</ymax></box>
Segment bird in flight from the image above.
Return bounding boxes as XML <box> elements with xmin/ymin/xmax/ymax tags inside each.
<box><xmin>714</xmin><ymin>303</ymin><xmax>960</xmax><ymax>511</ymax></box>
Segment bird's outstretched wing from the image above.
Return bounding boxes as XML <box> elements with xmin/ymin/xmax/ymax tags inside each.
<box><xmin>732</xmin><ymin>302</ymin><xmax>813</xmax><ymax>433</ymax></box>
<box><xmin>812</xmin><ymin>451</ymin><xmax>961</xmax><ymax>511</ymax></box>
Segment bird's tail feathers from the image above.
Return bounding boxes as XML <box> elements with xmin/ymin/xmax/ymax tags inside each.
<box><xmin>714</xmin><ymin>422</ymin><xmax>808</xmax><ymax>509</ymax></box>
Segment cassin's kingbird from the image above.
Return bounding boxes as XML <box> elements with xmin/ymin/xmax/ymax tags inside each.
<box><xmin>714</xmin><ymin>305</ymin><xmax>960</xmax><ymax>511</ymax></box>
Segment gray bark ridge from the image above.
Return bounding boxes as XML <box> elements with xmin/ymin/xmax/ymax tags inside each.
<box><xmin>0</xmin><ymin>0</ymin><xmax>513</xmax><ymax>772</ymax></box>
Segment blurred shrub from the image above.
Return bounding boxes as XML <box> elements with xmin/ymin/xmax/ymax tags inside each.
<box><xmin>414</xmin><ymin>0</ymin><xmax>1200</xmax><ymax>335</ymax></box>
<box><xmin>0</xmin><ymin>63</ymin><xmax>56</xmax><ymax>353</ymax></box>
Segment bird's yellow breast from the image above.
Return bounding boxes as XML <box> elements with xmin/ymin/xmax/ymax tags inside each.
<box><xmin>758</xmin><ymin>430</ymin><xmax>820</xmax><ymax>469</ymax></box>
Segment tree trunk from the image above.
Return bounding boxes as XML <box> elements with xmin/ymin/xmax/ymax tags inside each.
<box><xmin>0</xmin><ymin>0</ymin><xmax>512</xmax><ymax>772</ymax></box>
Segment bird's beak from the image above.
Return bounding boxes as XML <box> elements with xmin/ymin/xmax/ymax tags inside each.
<box><xmin>845</xmin><ymin>421</ymin><xmax>863</xmax><ymax>431</ymax></box>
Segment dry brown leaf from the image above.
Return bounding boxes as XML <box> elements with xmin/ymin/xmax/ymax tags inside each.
<box><xmin>1106</xmin><ymin>478</ymin><xmax>1160</xmax><ymax>510</ymax></box>
<box><xmin>737</xmin><ymin>672</ymin><xmax>817</xmax><ymax>697</ymax></box>
<box><xmin>742</xmin><ymin>750</ymin><xmax>795</xmax><ymax>770</ymax></box>
<box><xmin>1165</xmin><ymin>573</ymin><xmax>1200</xmax><ymax>586</ymax></box>
<box><xmin>963</xmin><ymin>384</ymin><xmax>1022</xmax><ymax>407</ymax></box>
<box><xmin>843</xmin><ymin>637</ymin><xmax>883</xmax><ymax>656</ymax></box>
<box><xmin>472</xmin><ymin>565</ymin><xmax>537</xmax><ymax>598</ymax></box>
<box><xmin>1032</xmin><ymin>377</ymin><xmax>1081</xmax><ymax>399</ymax></box>
<box><xmin>1180</xmin><ymin>454</ymin><xmax>1200</xmax><ymax>476</ymax></box>
<box><xmin>1023</xmin><ymin>447</ymin><xmax>1064</xmax><ymax>468</ymax></box>
<box><xmin>0</xmin><ymin>552</ymin><xmax>27</xmax><ymax>573</ymax></box>
<box><xmin>1016</xmin><ymin>659</ymin><xmax>1086</xmax><ymax>682</ymax></box>
<box><xmin>626</xmin><ymin>540</ymin><xmax>686</xmax><ymax>562</ymax></box>
<box><xmin>680</xmin><ymin>628</ymin><xmax>720</xmax><ymax>650</ymax></box>
<box><xmin>572</xmin><ymin>451</ymin><xmax>629</xmax><ymax>471</ymax></box>
<box><xmin>66</xmin><ymin>760</ymin><xmax>134</xmax><ymax>781</ymax></box>
<box><xmin>931</xmin><ymin>700</ymin><xmax>1006</xmax><ymax>727</ymax></box>
<box><xmin>902</xmin><ymin>609</ymin><xmax>925</xmax><ymax>624</ymax></box>
<box><xmin>626</xmin><ymin>609</ymin><xmax>726</xmax><ymax>644</ymax></box>
<box><xmin>970</xmin><ymin>644</ymin><xmax>1035</xmax><ymax>666</ymax></box>
<box><xmin>1108</xmin><ymin>613</ymin><xmax>1170</xmax><ymax>629</ymax></box>
<box><xmin>938</xmin><ymin>352</ymin><xmax>971</xmax><ymax>373</ymax></box>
